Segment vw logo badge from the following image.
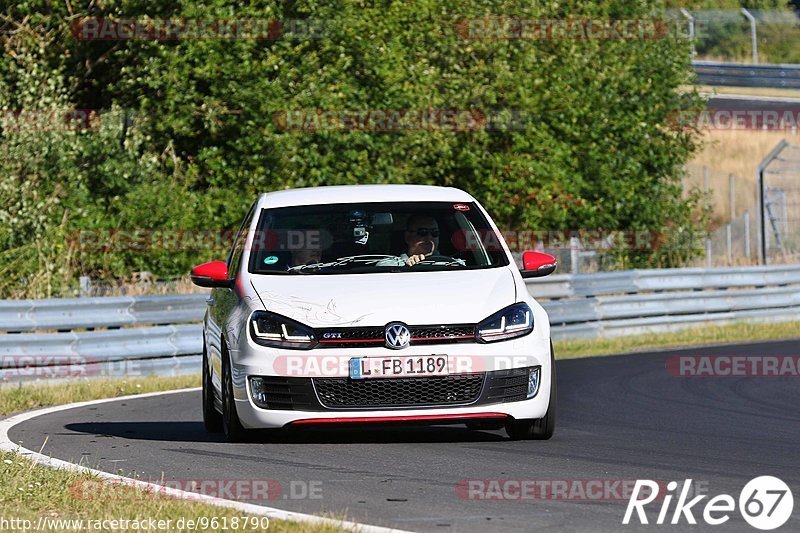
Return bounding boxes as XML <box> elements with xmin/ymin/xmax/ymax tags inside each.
<box><xmin>385</xmin><ymin>323</ymin><xmax>411</xmax><ymax>350</ymax></box>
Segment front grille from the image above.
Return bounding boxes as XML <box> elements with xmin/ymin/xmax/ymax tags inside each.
<box><xmin>410</xmin><ymin>325</ymin><xmax>476</xmax><ymax>343</ymax></box>
<box><xmin>315</xmin><ymin>324</ymin><xmax>476</xmax><ymax>348</ymax></box>
<box><xmin>313</xmin><ymin>374</ymin><xmax>485</xmax><ymax>408</ymax></box>
<box><xmin>316</xmin><ymin>327</ymin><xmax>385</xmax><ymax>348</ymax></box>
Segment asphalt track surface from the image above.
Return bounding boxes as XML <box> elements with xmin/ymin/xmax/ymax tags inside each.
<box><xmin>9</xmin><ymin>339</ymin><xmax>800</xmax><ymax>532</ymax></box>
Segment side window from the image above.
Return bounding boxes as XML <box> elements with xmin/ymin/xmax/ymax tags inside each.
<box><xmin>227</xmin><ymin>202</ymin><xmax>256</xmax><ymax>279</ymax></box>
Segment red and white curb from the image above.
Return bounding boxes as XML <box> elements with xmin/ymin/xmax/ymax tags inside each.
<box><xmin>0</xmin><ymin>388</ymin><xmax>410</xmax><ymax>533</ymax></box>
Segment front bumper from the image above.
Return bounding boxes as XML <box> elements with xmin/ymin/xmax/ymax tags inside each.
<box><xmin>229</xmin><ymin>310</ymin><xmax>552</xmax><ymax>429</ymax></box>
<box><xmin>231</xmin><ymin>366</ymin><xmax>552</xmax><ymax>429</ymax></box>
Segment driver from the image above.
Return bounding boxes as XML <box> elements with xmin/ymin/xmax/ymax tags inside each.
<box><xmin>377</xmin><ymin>214</ymin><xmax>463</xmax><ymax>267</ymax></box>
<box><xmin>288</xmin><ymin>226</ymin><xmax>323</xmax><ymax>267</ymax></box>
<box><xmin>403</xmin><ymin>214</ymin><xmax>440</xmax><ymax>266</ymax></box>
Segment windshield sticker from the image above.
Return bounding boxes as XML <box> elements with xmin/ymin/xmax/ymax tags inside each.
<box><xmin>453</xmin><ymin>203</ymin><xmax>470</xmax><ymax>211</ymax></box>
<box><xmin>263</xmin><ymin>255</ymin><xmax>279</xmax><ymax>265</ymax></box>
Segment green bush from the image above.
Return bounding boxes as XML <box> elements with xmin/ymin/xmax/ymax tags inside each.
<box><xmin>0</xmin><ymin>0</ymin><xmax>708</xmax><ymax>297</ymax></box>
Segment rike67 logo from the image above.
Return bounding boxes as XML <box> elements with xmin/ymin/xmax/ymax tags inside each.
<box><xmin>624</xmin><ymin>477</ymin><xmax>793</xmax><ymax>530</ymax></box>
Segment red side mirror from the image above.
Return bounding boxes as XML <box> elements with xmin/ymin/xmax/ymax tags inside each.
<box><xmin>520</xmin><ymin>251</ymin><xmax>557</xmax><ymax>278</ymax></box>
<box><xmin>190</xmin><ymin>260</ymin><xmax>231</xmax><ymax>288</ymax></box>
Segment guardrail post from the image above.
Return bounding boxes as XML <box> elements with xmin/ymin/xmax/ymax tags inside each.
<box><xmin>726</xmin><ymin>224</ymin><xmax>732</xmax><ymax>265</ymax></box>
<box><xmin>570</xmin><ymin>236</ymin><xmax>580</xmax><ymax>274</ymax></box>
<box><xmin>741</xmin><ymin>8</ymin><xmax>758</xmax><ymax>65</ymax></box>
<box><xmin>744</xmin><ymin>210</ymin><xmax>751</xmax><ymax>259</ymax></box>
<box><xmin>79</xmin><ymin>276</ymin><xmax>91</xmax><ymax>298</ymax></box>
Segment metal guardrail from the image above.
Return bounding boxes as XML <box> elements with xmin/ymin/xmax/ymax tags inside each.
<box><xmin>0</xmin><ymin>294</ymin><xmax>207</xmax><ymax>332</ymax></box>
<box><xmin>1</xmin><ymin>264</ymin><xmax>799</xmax><ymax>381</ymax></box>
<box><xmin>693</xmin><ymin>60</ymin><xmax>800</xmax><ymax>88</ymax></box>
<box><xmin>527</xmin><ymin>264</ymin><xmax>800</xmax><ymax>339</ymax></box>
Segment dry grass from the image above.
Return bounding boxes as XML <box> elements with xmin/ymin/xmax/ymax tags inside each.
<box><xmin>690</xmin><ymin>129</ymin><xmax>800</xmax><ymax>181</ymax></box>
<box><xmin>83</xmin><ymin>275</ymin><xmax>207</xmax><ymax>297</ymax></box>
<box><xmin>690</xmin><ymin>85</ymin><xmax>800</xmax><ymax>99</ymax></box>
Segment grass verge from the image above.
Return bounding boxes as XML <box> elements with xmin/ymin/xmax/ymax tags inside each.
<box><xmin>0</xmin><ymin>375</ymin><xmax>198</xmax><ymax>418</ymax></box>
<box><xmin>554</xmin><ymin>320</ymin><xmax>800</xmax><ymax>359</ymax></box>
<box><xmin>0</xmin><ymin>376</ymin><xmax>344</xmax><ymax>533</ymax></box>
<box><xmin>0</xmin><ymin>452</ymin><xmax>344</xmax><ymax>532</ymax></box>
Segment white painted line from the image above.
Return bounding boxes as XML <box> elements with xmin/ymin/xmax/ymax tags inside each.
<box><xmin>0</xmin><ymin>388</ymin><xmax>411</xmax><ymax>533</ymax></box>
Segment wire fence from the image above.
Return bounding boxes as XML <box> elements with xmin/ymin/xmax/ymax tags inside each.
<box><xmin>670</xmin><ymin>8</ymin><xmax>800</xmax><ymax>64</ymax></box>
<box><xmin>538</xmin><ymin>141</ymin><xmax>800</xmax><ymax>273</ymax></box>
<box><xmin>760</xmin><ymin>142</ymin><xmax>800</xmax><ymax>264</ymax></box>
<box><xmin>684</xmin><ymin>164</ymin><xmax>759</xmax><ymax>267</ymax></box>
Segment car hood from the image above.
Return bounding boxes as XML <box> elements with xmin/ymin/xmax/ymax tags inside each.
<box><xmin>249</xmin><ymin>268</ymin><xmax>516</xmax><ymax>327</ymax></box>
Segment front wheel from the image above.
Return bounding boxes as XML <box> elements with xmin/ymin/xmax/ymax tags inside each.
<box><xmin>202</xmin><ymin>345</ymin><xmax>222</xmax><ymax>433</ymax></box>
<box><xmin>222</xmin><ymin>346</ymin><xmax>250</xmax><ymax>443</ymax></box>
<box><xmin>505</xmin><ymin>346</ymin><xmax>557</xmax><ymax>440</ymax></box>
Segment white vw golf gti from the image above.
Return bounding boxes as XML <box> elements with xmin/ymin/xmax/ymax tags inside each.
<box><xmin>191</xmin><ymin>185</ymin><xmax>558</xmax><ymax>441</ymax></box>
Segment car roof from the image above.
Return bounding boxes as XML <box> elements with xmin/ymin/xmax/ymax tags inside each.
<box><xmin>257</xmin><ymin>184</ymin><xmax>475</xmax><ymax>209</ymax></box>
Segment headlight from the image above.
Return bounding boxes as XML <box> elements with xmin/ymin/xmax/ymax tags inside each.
<box><xmin>476</xmin><ymin>303</ymin><xmax>533</xmax><ymax>343</ymax></box>
<box><xmin>250</xmin><ymin>311</ymin><xmax>317</xmax><ymax>349</ymax></box>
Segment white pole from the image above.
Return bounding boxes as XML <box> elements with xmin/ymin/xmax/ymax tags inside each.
<box><xmin>726</xmin><ymin>224</ymin><xmax>732</xmax><ymax>264</ymax></box>
<box><xmin>744</xmin><ymin>210</ymin><xmax>751</xmax><ymax>259</ymax></box>
<box><xmin>729</xmin><ymin>173</ymin><xmax>736</xmax><ymax>220</ymax></box>
<box><xmin>741</xmin><ymin>8</ymin><xmax>758</xmax><ymax>65</ymax></box>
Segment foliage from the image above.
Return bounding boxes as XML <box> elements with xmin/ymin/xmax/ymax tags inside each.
<box><xmin>0</xmin><ymin>0</ymin><xmax>707</xmax><ymax>297</ymax></box>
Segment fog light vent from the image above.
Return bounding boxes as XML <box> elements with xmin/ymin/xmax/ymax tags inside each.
<box><xmin>249</xmin><ymin>377</ymin><xmax>268</xmax><ymax>407</ymax></box>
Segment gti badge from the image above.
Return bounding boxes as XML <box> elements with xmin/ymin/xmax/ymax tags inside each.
<box><xmin>385</xmin><ymin>323</ymin><xmax>411</xmax><ymax>350</ymax></box>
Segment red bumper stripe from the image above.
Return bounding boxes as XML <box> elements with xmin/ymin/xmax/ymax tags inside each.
<box><xmin>289</xmin><ymin>412</ymin><xmax>509</xmax><ymax>426</ymax></box>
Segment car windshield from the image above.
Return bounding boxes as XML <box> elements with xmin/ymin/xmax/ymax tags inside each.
<box><xmin>248</xmin><ymin>201</ymin><xmax>509</xmax><ymax>275</ymax></box>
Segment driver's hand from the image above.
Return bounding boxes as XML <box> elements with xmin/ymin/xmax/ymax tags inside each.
<box><xmin>406</xmin><ymin>254</ymin><xmax>427</xmax><ymax>266</ymax></box>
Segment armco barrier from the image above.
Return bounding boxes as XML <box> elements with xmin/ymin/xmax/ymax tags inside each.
<box><xmin>693</xmin><ymin>60</ymin><xmax>800</xmax><ymax>89</ymax></box>
<box><xmin>527</xmin><ymin>265</ymin><xmax>800</xmax><ymax>339</ymax></box>
<box><xmin>1</xmin><ymin>264</ymin><xmax>799</xmax><ymax>381</ymax></box>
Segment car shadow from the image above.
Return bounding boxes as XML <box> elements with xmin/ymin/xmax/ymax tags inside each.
<box><xmin>63</xmin><ymin>421</ymin><xmax>509</xmax><ymax>444</ymax></box>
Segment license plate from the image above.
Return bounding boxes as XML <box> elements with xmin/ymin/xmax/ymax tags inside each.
<box><xmin>349</xmin><ymin>355</ymin><xmax>449</xmax><ymax>379</ymax></box>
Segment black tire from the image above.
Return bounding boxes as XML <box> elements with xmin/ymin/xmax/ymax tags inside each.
<box><xmin>221</xmin><ymin>345</ymin><xmax>250</xmax><ymax>443</ymax></box>
<box><xmin>202</xmin><ymin>345</ymin><xmax>223</xmax><ymax>433</ymax></box>
<box><xmin>505</xmin><ymin>345</ymin><xmax>557</xmax><ymax>441</ymax></box>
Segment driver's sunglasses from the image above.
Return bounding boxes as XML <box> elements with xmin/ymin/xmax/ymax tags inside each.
<box><xmin>410</xmin><ymin>227</ymin><xmax>439</xmax><ymax>238</ymax></box>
